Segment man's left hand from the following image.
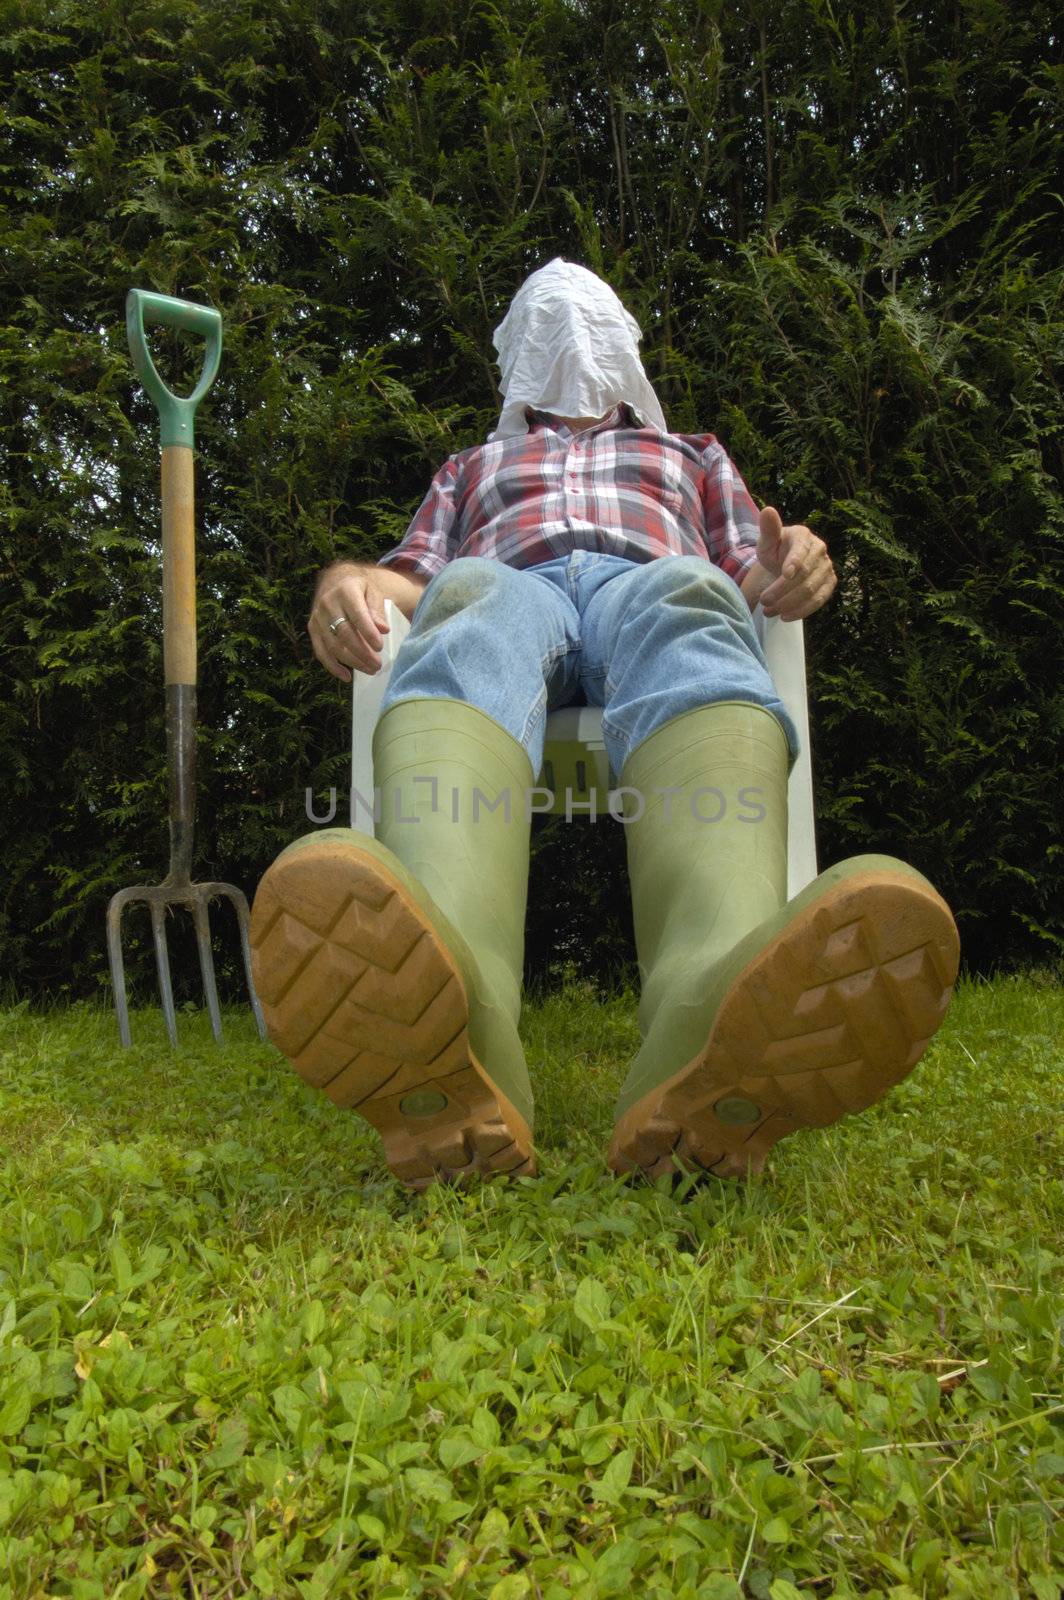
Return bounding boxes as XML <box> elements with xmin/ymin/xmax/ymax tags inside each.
<box><xmin>754</xmin><ymin>506</ymin><xmax>836</xmax><ymax>620</ymax></box>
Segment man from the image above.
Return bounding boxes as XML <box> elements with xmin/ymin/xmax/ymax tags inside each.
<box><xmin>250</xmin><ymin>259</ymin><xmax>959</xmax><ymax>1191</ymax></box>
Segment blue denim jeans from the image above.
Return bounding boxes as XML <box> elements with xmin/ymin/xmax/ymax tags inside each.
<box><xmin>379</xmin><ymin>552</ymin><xmax>800</xmax><ymax>784</ymax></box>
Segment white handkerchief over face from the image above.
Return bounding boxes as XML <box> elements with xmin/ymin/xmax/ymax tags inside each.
<box><xmin>490</xmin><ymin>258</ymin><xmax>667</xmax><ymax>439</ymax></box>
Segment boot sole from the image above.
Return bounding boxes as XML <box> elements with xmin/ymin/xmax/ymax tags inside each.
<box><xmin>608</xmin><ymin>869</ymin><xmax>960</xmax><ymax>1181</ymax></box>
<box><xmin>249</xmin><ymin>839</ymin><xmax>537</xmax><ymax>1191</ymax></box>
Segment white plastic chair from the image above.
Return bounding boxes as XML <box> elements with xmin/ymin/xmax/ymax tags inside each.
<box><xmin>352</xmin><ymin>596</ymin><xmax>818</xmax><ymax>900</ymax></box>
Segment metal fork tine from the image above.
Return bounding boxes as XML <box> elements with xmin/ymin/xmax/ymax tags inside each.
<box><xmin>105</xmin><ymin>891</ymin><xmax>134</xmax><ymax>1050</ymax></box>
<box><xmin>192</xmin><ymin>896</ymin><xmax>224</xmax><ymax>1043</ymax></box>
<box><xmin>218</xmin><ymin>884</ymin><xmax>268</xmax><ymax>1040</ymax></box>
<box><xmin>149</xmin><ymin>900</ymin><xmax>179</xmax><ymax>1048</ymax></box>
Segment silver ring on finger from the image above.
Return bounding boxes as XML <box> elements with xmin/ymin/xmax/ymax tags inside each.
<box><xmin>328</xmin><ymin>615</ymin><xmax>347</xmax><ymax>635</ymax></box>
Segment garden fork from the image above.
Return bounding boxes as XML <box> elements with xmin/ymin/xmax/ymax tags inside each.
<box><xmin>106</xmin><ymin>289</ymin><xmax>266</xmax><ymax>1048</ymax></box>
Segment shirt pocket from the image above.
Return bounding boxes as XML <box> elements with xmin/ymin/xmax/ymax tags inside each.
<box><xmin>609</xmin><ymin>447</ymin><xmax>687</xmax><ymax>517</ymax></box>
<box><xmin>655</xmin><ymin>485</ymin><xmax>686</xmax><ymax>518</ymax></box>
<box><xmin>486</xmin><ymin>455</ymin><xmax>560</xmax><ymax>515</ymax></box>
<box><xmin>612</xmin><ymin>472</ymin><xmax>686</xmax><ymax>523</ymax></box>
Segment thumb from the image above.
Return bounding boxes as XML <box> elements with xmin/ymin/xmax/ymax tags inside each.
<box><xmin>759</xmin><ymin>504</ymin><xmax>784</xmax><ymax>549</ymax></box>
<box><xmin>758</xmin><ymin>506</ymin><xmax>785</xmax><ymax>574</ymax></box>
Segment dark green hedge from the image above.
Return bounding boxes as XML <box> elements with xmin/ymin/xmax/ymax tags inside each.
<box><xmin>2</xmin><ymin>0</ymin><xmax>1061</xmax><ymax>1004</ymax></box>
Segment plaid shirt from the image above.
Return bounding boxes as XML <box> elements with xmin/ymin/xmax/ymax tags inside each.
<box><xmin>377</xmin><ymin>404</ymin><xmax>762</xmax><ymax>587</ymax></box>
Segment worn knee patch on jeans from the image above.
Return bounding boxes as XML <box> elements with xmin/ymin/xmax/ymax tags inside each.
<box><xmin>645</xmin><ymin>554</ymin><xmax>748</xmax><ymax>614</ymax></box>
<box><xmin>415</xmin><ymin>558</ymin><xmax>504</xmax><ymax>631</ymax></box>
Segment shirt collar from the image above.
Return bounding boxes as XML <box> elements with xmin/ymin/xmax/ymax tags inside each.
<box><xmin>524</xmin><ymin>402</ymin><xmax>642</xmax><ymax>435</ymax></box>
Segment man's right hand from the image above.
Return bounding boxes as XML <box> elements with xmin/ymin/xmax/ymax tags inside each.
<box><xmin>308</xmin><ymin>562</ymin><xmax>392</xmax><ymax>683</ymax></box>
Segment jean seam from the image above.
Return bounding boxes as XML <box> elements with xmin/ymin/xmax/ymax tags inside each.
<box><xmin>600</xmin><ymin>711</ymin><xmax>629</xmax><ymax>780</ymax></box>
<box><xmin>521</xmin><ymin>689</ymin><xmax>547</xmax><ymax>749</ymax></box>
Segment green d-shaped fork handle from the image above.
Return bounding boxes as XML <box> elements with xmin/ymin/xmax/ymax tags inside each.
<box><xmin>126</xmin><ymin>289</ymin><xmax>223</xmax><ymax>449</ymax></box>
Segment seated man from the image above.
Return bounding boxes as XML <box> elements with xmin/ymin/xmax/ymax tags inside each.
<box><xmin>250</xmin><ymin>258</ymin><xmax>959</xmax><ymax>1191</ymax></box>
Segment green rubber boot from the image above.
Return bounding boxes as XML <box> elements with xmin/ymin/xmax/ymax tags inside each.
<box><xmin>607</xmin><ymin>701</ymin><xmax>961</xmax><ymax>1181</ymax></box>
<box><xmin>250</xmin><ymin>697</ymin><xmax>537</xmax><ymax>1190</ymax></box>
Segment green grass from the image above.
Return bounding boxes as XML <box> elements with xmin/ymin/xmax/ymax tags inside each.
<box><xmin>1</xmin><ymin>972</ymin><xmax>1062</xmax><ymax>1600</ymax></box>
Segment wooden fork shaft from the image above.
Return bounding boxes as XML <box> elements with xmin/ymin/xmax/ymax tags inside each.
<box><xmin>162</xmin><ymin>444</ymin><xmax>196</xmax><ymax>687</ymax></box>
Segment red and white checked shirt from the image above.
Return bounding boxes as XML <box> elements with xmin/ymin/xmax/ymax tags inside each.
<box><xmin>376</xmin><ymin>404</ymin><xmax>762</xmax><ymax>587</ymax></box>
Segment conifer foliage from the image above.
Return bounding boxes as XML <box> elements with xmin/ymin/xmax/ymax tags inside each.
<box><xmin>1</xmin><ymin>0</ymin><xmax>1061</xmax><ymax>1000</ymax></box>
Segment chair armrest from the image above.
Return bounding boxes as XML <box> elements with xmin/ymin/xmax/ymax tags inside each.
<box><xmin>754</xmin><ymin>607</ymin><xmax>817</xmax><ymax>899</ymax></box>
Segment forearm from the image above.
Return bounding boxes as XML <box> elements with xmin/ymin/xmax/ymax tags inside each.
<box><xmin>369</xmin><ymin>563</ymin><xmax>430</xmax><ymax>621</ymax></box>
<box><xmin>317</xmin><ymin>560</ymin><xmax>429</xmax><ymax>622</ymax></box>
